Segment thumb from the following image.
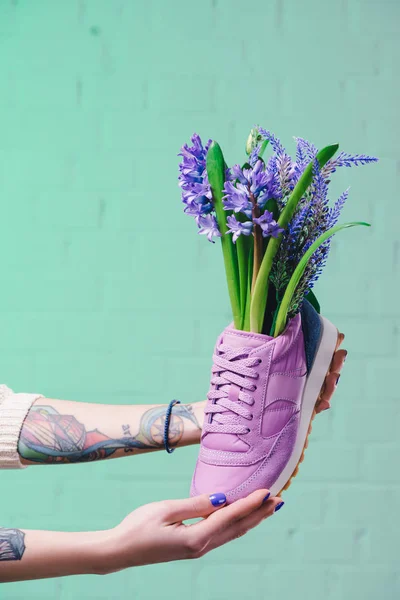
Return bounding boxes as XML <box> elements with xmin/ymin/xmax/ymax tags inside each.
<box><xmin>163</xmin><ymin>492</ymin><xmax>227</xmax><ymax>523</ymax></box>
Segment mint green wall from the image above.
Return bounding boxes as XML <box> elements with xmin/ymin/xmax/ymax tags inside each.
<box><xmin>0</xmin><ymin>1</ymin><xmax>398</xmax><ymax>598</ymax></box>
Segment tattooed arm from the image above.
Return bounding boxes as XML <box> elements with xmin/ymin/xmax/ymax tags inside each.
<box><xmin>18</xmin><ymin>399</ymin><xmax>205</xmax><ymax>465</ymax></box>
<box><xmin>0</xmin><ymin>526</ymin><xmax>106</xmax><ymax>582</ymax></box>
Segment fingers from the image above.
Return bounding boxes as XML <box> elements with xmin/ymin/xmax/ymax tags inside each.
<box><xmin>209</xmin><ymin>496</ymin><xmax>283</xmax><ymax>551</ymax></box>
<box><xmin>316</xmin><ymin>347</ymin><xmax>347</xmax><ymax>414</ymax></box>
<box><xmin>187</xmin><ymin>489</ymin><xmax>270</xmax><ymax>543</ymax></box>
<box><xmin>183</xmin><ymin>492</ymin><xmax>283</xmax><ymax>558</ymax></box>
<box><xmin>161</xmin><ymin>492</ymin><xmax>228</xmax><ymax>524</ymax></box>
<box><xmin>331</xmin><ymin>348</ymin><xmax>347</xmax><ymax>373</ymax></box>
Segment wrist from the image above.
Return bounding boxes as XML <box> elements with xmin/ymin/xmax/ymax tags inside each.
<box><xmin>193</xmin><ymin>400</ymin><xmax>206</xmax><ymax>431</ymax></box>
<box><xmin>182</xmin><ymin>400</ymin><xmax>206</xmax><ymax>447</ymax></box>
<box><xmin>93</xmin><ymin>526</ymin><xmax>144</xmax><ymax>574</ymax></box>
<box><xmin>168</xmin><ymin>400</ymin><xmax>206</xmax><ymax>449</ymax></box>
<box><xmin>89</xmin><ymin>529</ymin><xmax>122</xmax><ymax>575</ymax></box>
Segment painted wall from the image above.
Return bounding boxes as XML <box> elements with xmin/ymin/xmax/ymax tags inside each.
<box><xmin>0</xmin><ymin>1</ymin><xmax>398</xmax><ymax>598</ymax></box>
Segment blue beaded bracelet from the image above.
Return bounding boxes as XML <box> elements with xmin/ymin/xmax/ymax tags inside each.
<box><xmin>163</xmin><ymin>399</ymin><xmax>181</xmax><ymax>454</ymax></box>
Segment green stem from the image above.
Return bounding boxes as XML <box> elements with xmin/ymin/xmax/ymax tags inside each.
<box><xmin>243</xmin><ymin>246</ymin><xmax>254</xmax><ymax>331</ymax></box>
<box><xmin>206</xmin><ymin>141</ymin><xmax>241</xmax><ymax>329</ymax></box>
<box><xmin>250</xmin><ymin>196</ymin><xmax>263</xmax><ymax>293</ymax></box>
<box><xmin>273</xmin><ymin>221</ymin><xmax>370</xmax><ymax>337</ymax></box>
<box><xmin>236</xmin><ymin>232</ymin><xmax>249</xmax><ymax>329</ymax></box>
<box><xmin>252</xmin><ymin>224</ymin><xmax>263</xmax><ymax>292</ymax></box>
<box><xmin>249</xmin><ymin>143</ymin><xmax>339</xmax><ymax>333</ymax></box>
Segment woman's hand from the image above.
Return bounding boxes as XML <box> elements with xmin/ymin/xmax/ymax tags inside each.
<box><xmin>100</xmin><ymin>489</ymin><xmax>282</xmax><ymax>573</ymax></box>
<box><xmin>316</xmin><ymin>344</ymin><xmax>347</xmax><ymax>413</ymax></box>
<box><xmin>0</xmin><ymin>490</ymin><xmax>282</xmax><ymax>582</ymax></box>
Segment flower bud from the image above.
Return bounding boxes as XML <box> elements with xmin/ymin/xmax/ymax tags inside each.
<box><xmin>246</xmin><ymin>127</ymin><xmax>260</xmax><ymax>155</ymax></box>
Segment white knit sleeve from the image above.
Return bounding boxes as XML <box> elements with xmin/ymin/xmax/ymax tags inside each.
<box><xmin>0</xmin><ymin>384</ymin><xmax>43</xmax><ymax>469</ymax></box>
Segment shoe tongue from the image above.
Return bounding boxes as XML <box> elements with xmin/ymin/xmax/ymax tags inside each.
<box><xmin>221</xmin><ymin>328</ymin><xmax>272</xmax><ymax>351</ymax></box>
<box><xmin>202</xmin><ymin>328</ymin><xmax>273</xmax><ymax>453</ymax></box>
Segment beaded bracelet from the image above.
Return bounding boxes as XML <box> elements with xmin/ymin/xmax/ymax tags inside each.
<box><xmin>163</xmin><ymin>399</ymin><xmax>181</xmax><ymax>454</ymax></box>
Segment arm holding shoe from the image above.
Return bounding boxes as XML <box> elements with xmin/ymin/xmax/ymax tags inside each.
<box><xmin>0</xmin><ymin>490</ymin><xmax>282</xmax><ymax>583</ymax></box>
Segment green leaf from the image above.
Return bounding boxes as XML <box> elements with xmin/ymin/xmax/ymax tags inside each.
<box><xmin>206</xmin><ymin>141</ymin><xmax>241</xmax><ymax>329</ymax></box>
<box><xmin>250</xmin><ymin>143</ymin><xmax>339</xmax><ymax>333</ymax></box>
<box><xmin>273</xmin><ymin>221</ymin><xmax>371</xmax><ymax>337</ymax></box>
<box><xmin>258</xmin><ymin>138</ymin><xmax>270</xmax><ymax>160</ymax></box>
<box><xmin>305</xmin><ymin>289</ymin><xmax>320</xmax><ymax>314</ymax></box>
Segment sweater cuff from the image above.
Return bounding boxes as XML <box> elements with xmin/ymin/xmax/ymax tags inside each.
<box><xmin>0</xmin><ymin>385</ymin><xmax>43</xmax><ymax>469</ymax></box>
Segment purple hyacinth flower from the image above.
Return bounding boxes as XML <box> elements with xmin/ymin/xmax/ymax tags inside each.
<box><xmin>184</xmin><ymin>201</ymin><xmax>203</xmax><ymax>218</ymax></box>
<box><xmin>226</xmin><ymin>215</ymin><xmax>253</xmax><ymax>243</ymax></box>
<box><xmin>231</xmin><ymin>164</ymin><xmax>251</xmax><ymax>185</ymax></box>
<box><xmin>184</xmin><ymin>172</ymin><xmax>213</xmax><ymax>203</ymax></box>
<box><xmin>178</xmin><ymin>135</ymin><xmax>211</xmax><ymax>187</ymax></box>
<box><xmin>252</xmin><ymin>159</ymin><xmax>263</xmax><ymax>175</ymax></box>
<box><xmin>181</xmin><ymin>178</ymin><xmax>212</xmax><ymax>206</ymax></box>
<box><xmin>249</xmin><ymin>143</ymin><xmax>263</xmax><ymax>167</ymax></box>
<box><xmin>268</xmin><ymin>221</ymin><xmax>285</xmax><ymax>238</ymax></box>
<box><xmin>250</xmin><ymin>166</ymin><xmax>274</xmax><ymax>196</ymax></box>
<box><xmin>224</xmin><ymin>159</ymin><xmax>281</xmax><ymax>216</ymax></box>
<box><xmin>254</xmin><ymin>211</ymin><xmax>273</xmax><ymax>225</ymax></box>
<box><xmin>178</xmin><ymin>133</ymin><xmax>211</xmax><ymax>167</ymax></box>
<box><xmin>184</xmin><ymin>200</ymin><xmax>213</xmax><ymax>220</ymax></box>
<box><xmin>179</xmin><ymin>133</ymin><xmax>214</xmax><ymax>227</ymax></box>
<box><xmin>222</xmin><ymin>181</ymin><xmax>252</xmax><ymax>217</ymax></box>
<box><xmin>197</xmin><ymin>214</ymin><xmax>222</xmax><ymax>243</ymax></box>
<box><xmin>254</xmin><ymin>211</ymin><xmax>284</xmax><ymax>238</ymax></box>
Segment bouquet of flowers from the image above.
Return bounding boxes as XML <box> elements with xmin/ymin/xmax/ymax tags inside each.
<box><xmin>178</xmin><ymin>127</ymin><xmax>377</xmax><ymax>336</ymax></box>
<box><xmin>178</xmin><ymin>127</ymin><xmax>377</xmax><ymax>503</ymax></box>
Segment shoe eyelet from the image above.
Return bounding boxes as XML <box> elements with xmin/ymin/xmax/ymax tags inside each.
<box><xmin>249</xmin><ymin>414</ymin><xmax>254</xmax><ymax>420</ymax></box>
<box><xmin>250</xmin><ymin>384</ymin><xmax>257</xmax><ymax>392</ymax></box>
<box><xmin>245</xmin><ymin>428</ymin><xmax>250</xmax><ymax>433</ymax></box>
<box><xmin>257</xmin><ymin>358</ymin><xmax>262</xmax><ymax>365</ymax></box>
<box><xmin>254</xmin><ymin>373</ymin><xmax>260</xmax><ymax>380</ymax></box>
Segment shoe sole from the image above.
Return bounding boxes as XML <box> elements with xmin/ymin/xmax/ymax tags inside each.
<box><xmin>270</xmin><ymin>315</ymin><xmax>342</xmax><ymax>497</ymax></box>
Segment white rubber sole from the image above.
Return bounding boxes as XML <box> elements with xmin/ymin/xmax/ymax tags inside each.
<box><xmin>269</xmin><ymin>315</ymin><xmax>339</xmax><ymax>497</ymax></box>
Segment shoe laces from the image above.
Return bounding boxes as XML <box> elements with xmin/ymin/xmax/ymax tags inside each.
<box><xmin>205</xmin><ymin>343</ymin><xmax>261</xmax><ymax>436</ymax></box>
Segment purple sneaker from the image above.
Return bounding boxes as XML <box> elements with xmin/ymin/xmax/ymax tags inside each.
<box><xmin>190</xmin><ymin>300</ymin><xmax>340</xmax><ymax>502</ymax></box>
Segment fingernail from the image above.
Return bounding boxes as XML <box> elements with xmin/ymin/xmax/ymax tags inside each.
<box><xmin>209</xmin><ymin>493</ymin><xmax>226</xmax><ymax>507</ymax></box>
<box><xmin>344</xmin><ymin>351</ymin><xmax>348</xmax><ymax>363</ymax></box>
<box><xmin>274</xmin><ymin>501</ymin><xmax>285</xmax><ymax>512</ymax></box>
<box><xmin>262</xmin><ymin>493</ymin><xmax>271</xmax><ymax>503</ymax></box>
<box><xmin>336</xmin><ymin>374</ymin><xmax>341</xmax><ymax>386</ymax></box>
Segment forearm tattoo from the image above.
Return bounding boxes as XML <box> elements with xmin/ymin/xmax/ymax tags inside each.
<box><xmin>0</xmin><ymin>528</ymin><xmax>26</xmax><ymax>561</ymax></box>
<box><xmin>18</xmin><ymin>403</ymin><xmax>201</xmax><ymax>464</ymax></box>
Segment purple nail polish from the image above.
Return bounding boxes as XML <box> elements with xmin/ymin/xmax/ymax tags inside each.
<box><xmin>262</xmin><ymin>493</ymin><xmax>271</xmax><ymax>503</ymax></box>
<box><xmin>336</xmin><ymin>374</ymin><xmax>341</xmax><ymax>385</ymax></box>
<box><xmin>274</xmin><ymin>501</ymin><xmax>285</xmax><ymax>512</ymax></box>
<box><xmin>209</xmin><ymin>493</ymin><xmax>226</xmax><ymax>507</ymax></box>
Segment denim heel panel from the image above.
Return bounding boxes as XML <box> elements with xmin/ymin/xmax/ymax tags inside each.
<box><xmin>300</xmin><ymin>298</ymin><xmax>322</xmax><ymax>373</ymax></box>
